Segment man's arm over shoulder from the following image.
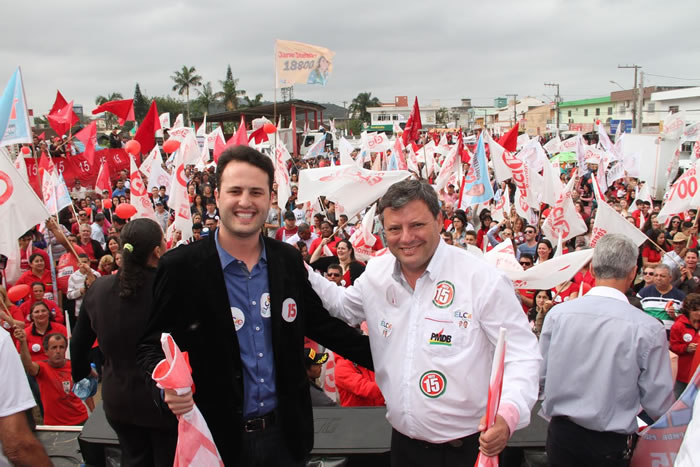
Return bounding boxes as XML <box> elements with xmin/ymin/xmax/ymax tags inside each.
<box><xmin>638</xmin><ymin>322</ymin><xmax>674</xmax><ymax>420</ymax></box>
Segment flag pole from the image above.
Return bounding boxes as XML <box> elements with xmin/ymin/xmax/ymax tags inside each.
<box><xmin>273</xmin><ymin>40</ymin><xmax>278</xmax><ymax>159</ymax></box>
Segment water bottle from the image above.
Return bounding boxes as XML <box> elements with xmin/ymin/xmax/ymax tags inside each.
<box><xmin>73</xmin><ymin>363</ymin><xmax>98</xmax><ymax>400</ymax></box>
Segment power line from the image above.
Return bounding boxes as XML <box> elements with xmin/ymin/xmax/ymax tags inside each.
<box><xmin>645</xmin><ymin>73</ymin><xmax>700</xmax><ymax>81</ymax></box>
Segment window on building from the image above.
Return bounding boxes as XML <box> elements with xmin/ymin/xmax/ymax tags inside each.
<box><xmin>648</xmin><ymin>103</ymin><xmax>655</xmax><ymax>112</ymax></box>
<box><xmin>392</xmin><ymin>115</ymin><xmax>399</xmax><ymax>120</ymax></box>
<box><xmin>595</xmin><ymin>108</ymin><xmax>600</xmax><ymax>116</ymax></box>
<box><xmin>669</xmin><ymin>105</ymin><xmax>679</xmax><ymax>114</ymax></box>
<box><xmin>608</xmin><ymin>107</ymin><xmax>613</xmax><ymax>115</ymax></box>
<box><xmin>568</xmin><ymin>118</ymin><xmax>573</xmax><ymax>124</ymax></box>
<box><xmin>568</xmin><ymin>110</ymin><xmax>572</xmax><ymax>117</ymax></box>
<box><xmin>619</xmin><ymin>104</ymin><xmax>627</xmax><ymax>113</ymax></box>
<box><xmin>584</xmin><ymin>109</ymin><xmax>588</xmax><ymax>117</ymax></box>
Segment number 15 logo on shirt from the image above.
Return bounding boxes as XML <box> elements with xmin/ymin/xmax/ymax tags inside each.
<box><xmin>432</xmin><ymin>281</ymin><xmax>455</xmax><ymax>308</ymax></box>
<box><xmin>420</xmin><ymin>370</ymin><xmax>447</xmax><ymax>398</ymax></box>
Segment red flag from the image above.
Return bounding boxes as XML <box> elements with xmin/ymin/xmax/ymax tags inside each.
<box><xmin>38</xmin><ymin>151</ymin><xmax>54</xmax><ymax>174</ymax></box>
<box><xmin>47</xmin><ymin>100</ymin><xmax>75</xmax><ymax>137</ymax></box>
<box><xmin>92</xmin><ymin>99</ymin><xmax>135</xmax><ymax>125</ymax></box>
<box><xmin>249</xmin><ymin>126</ymin><xmax>268</xmax><ymax>144</ymax></box>
<box><xmin>134</xmin><ymin>101</ymin><xmax>161</xmax><ymax>155</ymax></box>
<box><xmin>213</xmin><ymin>135</ymin><xmax>226</xmax><ymax>163</ymax></box>
<box><xmin>456</xmin><ymin>130</ymin><xmax>470</xmax><ymax>163</ymax></box>
<box><xmin>48</xmin><ymin>91</ymin><xmax>79</xmax><ymax>136</ymax></box>
<box><xmin>402</xmin><ymin>97</ymin><xmax>422</xmax><ymax>146</ymax></box>
<box><xmin>95</xmin><ymin>162</ymin><xmax>112</xmax><ymax>197</ymax></box>
<box><xmin>226</xmin><ymin>116</ymin><xmax>249</xmax><ymax>149</ymax></box>
<box><xmin>74</xmin><ymin>122</ymin><xmax>97</xmax><ymax>165</ymax></box>
<box><xmin>38</xmin><ymin>131</ymin><xmax>45</xmax><ymax>140</ymax></box>
<box><xmin>498</xmin><ymin>123</ymin><xmax>519</xmax><ymax>153</ymax></box>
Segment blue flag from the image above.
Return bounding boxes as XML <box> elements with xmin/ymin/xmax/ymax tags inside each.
<box><xmin>461</xmin><ymin>133</ymin><xmax>494</xmax><ymax>205</ymax></box>
<box><xmin>0</xmin><ymin>67</ymin><xmax>32</xmax><ymax>146</ymax></box>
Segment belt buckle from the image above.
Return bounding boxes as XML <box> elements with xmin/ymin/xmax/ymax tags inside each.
<box><xmin>243</xmin><ymin>417</ymin><xmax>266</xmax><ymax>432</ymax></box>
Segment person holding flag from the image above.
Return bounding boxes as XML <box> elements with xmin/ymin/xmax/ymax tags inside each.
<box><xmin>306</xmin><ymin>179</ymin><xmax>541</xmax><ymax>466</ymax></box>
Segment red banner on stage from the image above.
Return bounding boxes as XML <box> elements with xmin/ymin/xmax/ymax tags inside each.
<box><xmin>25</xmin><ymin>149</ymin><xmax>130</xmax><ymax>195</ymax></box>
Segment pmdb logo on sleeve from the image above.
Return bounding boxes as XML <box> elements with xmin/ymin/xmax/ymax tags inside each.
<box><xmin>432</xmin><ymin>280</ymin><xmax>455</xmax><ymax>308</ymax></box>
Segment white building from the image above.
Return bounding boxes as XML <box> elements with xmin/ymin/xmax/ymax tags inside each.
<box><xmin>492</xmin><ymin>97</ymin><xmax>545</xmax><ymax>133</ymax></box>
<box><xmin>651</xmin><ymin>86</ymin><xmax>700</xmax><ymax>125</ymax></box>
<box><xmin>366</xmin><ymin>96</ymin><xmax>440</xmax><ymax>132</ymax></box>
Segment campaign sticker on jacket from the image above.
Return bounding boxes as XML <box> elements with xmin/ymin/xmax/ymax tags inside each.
<box><xmin>260</xmin><ymin>293</ymin><xmax>271</xmax><ymax>318</ymax></box>
<box><xmin>378</xmin><ymin>318</ymin><xmax>393</xmax><ymax>338</ymax></box>
<box><xmin>282</xmin><ymin>298</ymin><xmax>297</xmax><ymax>323</ymax></box>
<box><xmin>683</xmin><ymin>333</ymin><xmax>694</xmax><ymax>343</ymax></box>
<box><xmin>432</xmin><ymin>280</ymin><xmax>455</xmax><ymax>308</ymax></box>
<box><xmin>419</xmin><ymin>370</ymin><xmax>447</xmax><ymax>398</ymax></box>
<box><xmin>454</xmin><ymin>310</ymin><xmax>472</xmax><ymax>330</ymax></box>
<box><xmin>32</xmin><ymin>343</ymin><xmax>41</xmax><ymax>353</ymax></box>
<box><xmin>231</xmin><ymin>307</ymin><xmax>245</xmax><ymax>331</ymax></box>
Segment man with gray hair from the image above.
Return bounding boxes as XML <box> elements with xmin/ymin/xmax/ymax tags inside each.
<box><xmin>306</xmin><ymin>179</ymin><xmax>541</xmax><ymax>466</ymax></box>
<box><xmin>540</xmin><ymin>234</ymin><xmax>674</xmax><ymax>467</ymax></box>
<box><xmin>285</xmin><ymin>223</ymin><xmax>318</xmax><ymax>250</ymax></box>
<box><xmin>637</xmin><ymin>263</ymin><xmax>685</xmax><ymax>332</ymax></box>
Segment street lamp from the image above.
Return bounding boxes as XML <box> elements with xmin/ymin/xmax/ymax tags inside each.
<box><xmin>609</xmin><ymin>80</ymin><xmax>625</xmax><ymax>90</ymax></box>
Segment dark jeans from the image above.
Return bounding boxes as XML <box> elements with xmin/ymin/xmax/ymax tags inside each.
<box><xmin>546</xmin><ymin>416</ymin><xmax>634</xmax><ymax>467</ymax></box>
<box><xmin>390</xmin><ymin>428</ymin><xmax>481</xmax><ymax>467</ymax></box>
<box><xmin>106</xmin><ymin>417</ymin><xmax>177</xmax><ymax>467</ymax></box>
<box><xmin>26</xmin><ymin>372</ymin><xmax>43</xmax><ymax>417</ymax></box>
<box><xmin>239</xmin><ymin>423</ymin><xmax>305</xmax><ymax>467</ymax></box>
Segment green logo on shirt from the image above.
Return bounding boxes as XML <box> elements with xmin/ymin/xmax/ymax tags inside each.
<box><xmin>420</xmin><ymin>370</ymin><xmax>447</xmax><ymax>398</ymax></box>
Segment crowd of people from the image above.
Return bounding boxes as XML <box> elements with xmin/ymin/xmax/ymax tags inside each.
<box><xmin>1</xmin><ymin>126</ymin><xmax>699</xmax><ymax>466</ymax></box>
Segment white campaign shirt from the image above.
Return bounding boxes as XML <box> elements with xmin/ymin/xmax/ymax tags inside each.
<box><xmin>308</xmin><ymin>240</ymin><xmax>541</xmax><ymax>443</ymax></box>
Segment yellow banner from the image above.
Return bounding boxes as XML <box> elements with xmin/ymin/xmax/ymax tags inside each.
<box><xmin>275</xmin><ymin>40</ymin><xmax>335</xmax><ymax>88</ymax></box>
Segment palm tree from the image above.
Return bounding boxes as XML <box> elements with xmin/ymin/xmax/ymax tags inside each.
<box><xmin>217</xmin><ymin>65</ymin><xmax>245</xmax><ymax>111</ymax></box>
<box><xmin>95</xmin><ymin>92</ymin><xmax>124</xmax><ymax>128</ymax></box>
<box><xmin>349</xmin><ymin>92</ymin><xmax>381</xmax><ymax>123</ymax></box>
<box><xmin>195</xmin><ymin>81</ymin><xmax>218</xmax><ymax>115</ymax></box>
<box><xmin>242</xmin><ymin>93</ymin><xmax>263</xmax><ymax>108</ymax></box>
<box><xmin>171</xmin><ymin>65</ymin><xmax>202</xmax><ymax>126</ymax></box>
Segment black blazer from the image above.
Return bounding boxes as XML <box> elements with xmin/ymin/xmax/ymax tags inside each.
<box><xmin>138</xmin><ymin>235</ymin><xmax>372</xmax><ymax>466</ymax></box>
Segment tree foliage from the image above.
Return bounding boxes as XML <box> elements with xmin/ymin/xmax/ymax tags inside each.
<box><xmin>242</xmin><ymin>93</ymin><xmax>263</xmax><ymax>108</ymax></box>
<box><xmin>171</xmin><ymin>65</ymin><xmax>202</xmax><ymax>125</ymax></box>
<box><xmin>194</xmin><ymin>81</ymin><xmax>218</xmax><ymax>116</ymax></box>
<box><xmin>217</xmin><ymin>65</ymin><xmax>245</xmax><ymax>111</ymax></box>
<box><xmin>349</xmin><ymin>92</ymin><xmax>381</xmax><ymax>123</ymax></box>
<box><xmin>133</xmin><ymin>83</ymin><xmax>149</xmax><ymax>121</ymax></box>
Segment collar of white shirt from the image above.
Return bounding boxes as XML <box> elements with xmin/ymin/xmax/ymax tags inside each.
<box><xmin>585</xmin><ymin>286</ymin><xmax>629</xmax><ymax>303</ymax></box>
<box><xmin>390</xmin><ymin>238</ymin><xmax>445</xmax><ymax>286</ymax></box>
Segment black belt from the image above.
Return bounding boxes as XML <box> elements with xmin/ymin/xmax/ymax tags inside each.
<box><xmin>395</xmin><ymin>428</ymin><xmax>478</xmax><ymax>449</ymax></box>
<box><xmin>243</xmin><ymin>410</ymin><xmax>277</xmax><ymax>432</ymax></box>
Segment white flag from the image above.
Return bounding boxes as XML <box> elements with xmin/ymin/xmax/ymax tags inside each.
<box><xmin>196</xmin><ymin>114</ymin><xmax>207</xmax><ymax>137</ymax></box>
<box><xmin>41</xmin><ymin>169</ymin><xmax>58</xmax><ymax>216</ymax></box>
<box><xmin>140</xmin><ymin>146</ymin><xmax>161</xmax><ymax>179</ymax></box>
<box><xmin>159</xmin><ymin>112</ymin><xmax>171</xmax><ymax>130</ymax></box>
<box><xmin>516</xmin><ymin>133</ymin><xmax>530</xmax><ymax>150</ymax></box>
<box><xmin>657</xmin><ymin>164</ymin><xmax>700</xmax><ymax>222</ymax></box>
<box><xmin>590</xmin><ymin>199</ymin><xmax>647</xmax><ymax>248</ymax></box>
<box><xmin>168</xmin><ymin>160</ymin><xmax>192</xmax><ymax>240</ymax></box>
<box><xmin>297</xmin><ymin>165</ymin><xmax>411</xmax><ymax>220</ymax></box>
<box><xmin>434</xmin><ymin>144</ymin><xmax>459</xmax><ymax>191</ymax></box>
<box><xmin>485</xmin><ymin>131</ymin><xmax>510</xmax><ymax>184</ymax></box>
<box><xmin>349</xmin><ymin>204</ymin><xmax>378</xmax><ymax>262</ymax></box>
<box><xmin>622</xmin><ymin>151</ymin><xmax>641</xmax><ymax>178</ymax></box>
<box><xmin>542</xmin><ymin>157</ymin><xmax>564</xmax><ymax>206</ymax></box>
<box><xmin>365</xmin><ymin>132</ymin><xmax>391</xmax><ymax>153</ymax></box>
<box><xmin>338</xmin><ymin>137</ymin><xmax>357</xmax><ymax>167</ymax></box>
<box><xmin>506</xmin><ymin>249</ymin><xmax>594</xmax><ymax>290</ymax></box>
<box><xmin>514</xmin><ymin>187</ymin><xmax>538</xmax><ymax>226</ymax></box>
<box><xmin>129</xmin><ymin>155</ymin><xmax>157</xmax><ymax>222</ymax></box>
<box><xmin>206</xmin><ymin>126</ymin><xmax>225</xmax><ymax>150</ymax></box>
<box><xmin>662</xmin><ymin>111</ymin><xmax>686</xmax><ymax>139</ymax></box>
<box><xmin>484</xmin><ymin>239</ymin><xmax>522</xmax><ymax>272</ymax></box>
<box><xmin>10</xmin><ymin>151</ymin><xmax>29</xmax><ymax>184</ymax></box>
<box><xmin>147</xmin><ymin>160</ymin><xmax>172</xmax><ymax>195</ymax></box>
<box><xmin>543</xmin><ymin>136</ymin><xmax>561</xmax><ymax>155</ymax></box>
<box><xmin>681</xmin><ymin>122</ymin><xmax>700</xmax><ymax>143</ymax></box>
<box><xmin>491</xmin><ymin>185</ymin><xmax>510</xmax><ymax>223</ymax></box>
<box><xmin>0</xmin><ymin>154</ymin><xmax>51</xmax><ymax>261</ymax></box>
<box><xmin>172</xmin><ymin>113</ymin><xmax>184</xmax><ymax>129</ymax></box>
<box><xmin>541</xmin><ymin>176</ymin><xmax>587</xmax><ymax>242</ymax></box>
<box><xmin>274</xmin><ymin>141</ymin><xmax>292</xmax><ymax>210</ymax></box>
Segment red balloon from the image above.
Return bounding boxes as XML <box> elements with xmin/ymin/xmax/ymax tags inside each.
<box><xmin>21</xmin><ymin>146</ymin><xmax>31</xmax><ymax>155</ymax></box>
<box><xmin>115</xmin><ymin>203</ymin><xmax>137</xmax><ymax>219</ymax></box>
<box><xmin>163</xmin><ymin>139</ymin><xmax>180</xmax><ymax>153</ymax></box>
<box><xmin>102</xmin><ymin>199</ymin><xmax>113</xmax><ymax>210</ymax></box>
<box><xmin>7</xmin><ymin>284</ymin><xmax>30</xmax><ymax>303</ymax></box>
<box><xmin>125</xmin><ymin>139</ymin><xmax>141</xmax><ymax>156</ymax></box>
<box><xmin>263</xmin><ymin>123</ymin><xmax>277</xmax><ymax>134</ymax></box>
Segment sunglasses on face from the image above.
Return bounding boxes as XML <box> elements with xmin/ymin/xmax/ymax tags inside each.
<box><xmin>327</xmin><ymin>272</ymin><xmax>341</xmax><ymax>277</ymax></box>
<box><xmin>520</xmin><ymin>261</ymin><xmax>532</xmax><ymax>266</ymax></box>
<box><xmin>644</xmin><ymin>272</ymin><xmax>654</xmax><ymax>275</ymax></box>
<box><xmin>525</xmin><ymin>230</ymin><xmax>535</xmax><ymax>234</ymax></box>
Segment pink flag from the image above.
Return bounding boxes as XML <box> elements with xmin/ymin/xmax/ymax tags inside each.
<box><xmin>152</xmin><ymin>334</ymin><xmax>224</xmax><ymax>467</ymax></box>
<box><xmin>129</xmin><ymin>155</ymin><xmax>157</xmax><ymax>222</ymax></box>
<box><xmin>475</xmin><ymin>328</ymin><xmax>507</xmax><ymax>467</ymax></box>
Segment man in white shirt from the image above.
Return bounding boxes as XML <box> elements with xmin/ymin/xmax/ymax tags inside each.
<box><xmin>70</xmin><ymin>178</ymin><xmax>87</xmax><ymax>200</ymax></box>
<box><xmin>285</xmin><ymin>223</ymin><xmax>318</xmax><ymax>250</ymax></box>
<box><xmin>307</xmin><ymin>179</ymin><xmax>541</xmax><ymax>466</ymax></box>
<box><xmin>0</xmin><ymin>331</ymin><xmax>51</xmax><ymax>466</ymax></box>
<box><xmin>540</xmin><ymin>234</ymin><xmax>674</xmax><ymax>466</ymax></box>
<box><xmin>91</xmin><ymin>212</ymin><xmax>107</xmax><ymax>247</ymax></box>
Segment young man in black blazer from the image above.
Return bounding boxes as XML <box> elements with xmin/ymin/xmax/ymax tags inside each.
<box><xmin>138</xmin><ymin>146</ymin><xmax>372</xmax><ymax>467</ymax></box>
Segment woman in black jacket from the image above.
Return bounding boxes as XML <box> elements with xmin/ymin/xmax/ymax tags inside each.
<box><xmin>71</xmin><ymin>219</ymin><xmax>177</xmax><ymax>467</ymax></box>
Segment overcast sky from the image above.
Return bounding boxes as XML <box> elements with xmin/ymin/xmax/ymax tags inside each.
<box><xmin>3</xmin><ymin>0</ymin><xmax>699</xmax><ymax>117</ymax></box>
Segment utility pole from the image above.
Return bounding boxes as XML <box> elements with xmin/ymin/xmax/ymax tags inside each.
<box><xmin>506</xmin><ymin>94</ymin><xmax>518</xmax><ymax>126</ymax></box>
<box><xmin>618</xmin><ymin>64</ymin><xmax>641</xmax><ymax>130</ymax></box>
<box><xmin>636</xmin><ymin>71</ymin><xmax>644</xmax><ymax>133</ymax></box>
<box><xmin>544</xmin><ymin>83</ymin><xmax>560</xmax><ymax>132</ymax></box>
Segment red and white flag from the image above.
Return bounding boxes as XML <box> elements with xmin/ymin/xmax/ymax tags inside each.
<box><xmin>95</xmin><ymin>162</ymin><xmax>112</xmax><ymax>197</ymax></box>
<box><xmin>543</xmin><ymin>135</ymin><xmax>561</xmax><ymax>155</ymax></box>
<box><xmin>491</xmin><ymin>186</ymin><xmax>511</xmax><ymax>223</ymax></box>
<box><xmin>485</xmin><ymin>131</ymin><xmax>510</xmax><ymax>184</ymax></box>
<box><xmin>129</xmin><ymin>155</ymin><xmax>157</xmax><ymax>222</ymax></box>
<box><xmin>541</xmin><ymin>176</ymin><xmax>587</xmax><ymax>242</ymax></box>
<box><xmin>475</xmin><ymin>327</ymin><xmax>507</xmax><ymax>467</ymax></box>
<box><xmin>196</xmin><ymin>114</ymin><xmax>207</xmax><ymax>137</ymax></box>
<box><xmin>274</xmin><ymin>141</ymin><xmax>292</xmax><ymax>210</ymax></box>
<box><xmin>297</xmin><ymin>165</ymin><xmax>411</xmax><ymax>219</ymax></box>
<box><xmin>338</xmin><ymin>137</ymin><xmax>357</xmax><ymax>167</ymax></box>
<box><xmin>662</xmin><ymin>111</ymin><xmax>685</xmax><ymax>139</ymax></box>
<box><xmin>41</xmin><ymin>169</ymin><xmax>58</xmax><ymax>215</ymax></box>
<box><xmin>152</xmin><ymin>334</ymin><xmax>224</xmax><ymax>467</ymax></box>
<box><xmin>434</xmin><ymin>144</ymin><xmax>459</xmax><ymax>191</ymax></box>
<box><xmin>349</xmin><ymin>204</ymin><xmax>379</xmax><ymax>262</ymax></box>
<box><xmin>159</xmin><ymin>112</ymin><xmax>171</xmax><ymax>130</ymax></box>
<box><xmin>0</xmin><ymin>154</ymin><xmax>51</xmax><ymax>283</ymax></box>
<box><xmin>484</xmin><ymin>239</ymin><xmax>522</xmax><ymax>272</ymax></box>
<box><xmin>172</xmin><ymin>114</ymin><xmax>184</xmax><ymax>129</ymax></box>
<box><xmin>506</xmin><ymin>249</ymin><xmax>594</xmax><ymax>290</ymax></box>
<box><xmin>140</xmin><ymin>146</ymin><xmax>161</xmax><ymax>179</ymax></box>
<box><xmin>590</xmin><ymin>199</ymin><xmax>647</xmax><ymax>247</ymax></box>
<box><xmin>657</xmin><ymin>164</ymin><xmax>700</xmax><ymax>223</ymax></box>
<box><xmin>168</xmin><ymin>151</ymin><xmax>193</xmax><ymax>240</ymax></box>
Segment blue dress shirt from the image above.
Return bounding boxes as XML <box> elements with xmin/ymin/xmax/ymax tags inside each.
<box><xmin>215</xmin><ymin>229</ymin><xmax>277</xmax><ymax>417</ymax></box>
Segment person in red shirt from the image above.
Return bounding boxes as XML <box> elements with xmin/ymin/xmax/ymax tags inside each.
<box><xmin>15</xmin><ymin>330</ymin><xmax>89</xmax><ymax>425</ymax></box>
<box><xmin>308</xmin><ymin>221</ymin><xmax>341</xmax><ymax>256</ymax></box>
<box><xmin>18</xmin><ymin>233</ymin><xmax>50</xmax><ymax>273</ymax></box>
<box><xmin>642</xmin><ymin>230</ymin><xmax>668</xmax><ymax>269</ymax></box>
<box><xmin>275</xmin><ymin>211</ymin><xmax>299</xmax><ymax>242</ymax></box>
<box><xmin>335</xmin><ymin>354</ymin><xmax>385</xmax><ymax>407</ymax></box>
<box><xmin>18</xmin><ymin>283</ymin><xmax>63</xmax><ymax>325</ymax></box>
<box><xmin>669</xmin><ymin>294</ymin><xmax>699</xmax><ymax>399</ymax></box>
<box><xmin>18</xmin><ymin>302</ymin><xmax>68</xmax><ymax>363</ymax></box>
<box><xmin>15</xmin><ymin>253</ymin><xmax>55</xmax><ymax>301</ymax></box>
